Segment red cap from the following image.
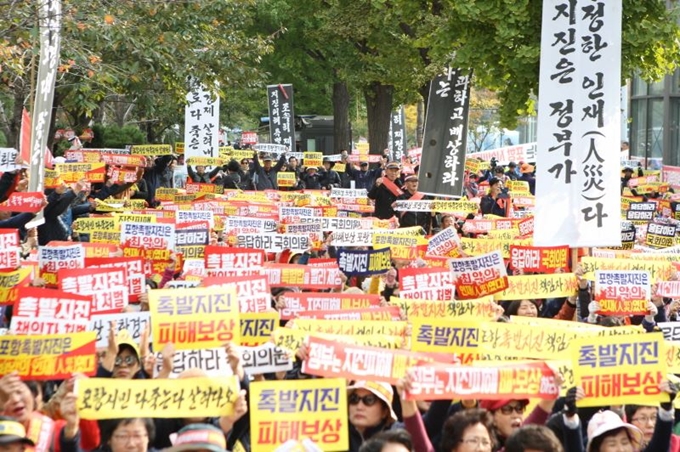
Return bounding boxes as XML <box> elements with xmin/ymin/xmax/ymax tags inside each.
<box><xmin>479</xmin><ymin>399</ymin><xmax>529</xmax><ymax>412</ymax></box>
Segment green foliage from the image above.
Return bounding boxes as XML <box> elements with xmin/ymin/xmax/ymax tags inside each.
<box><xmin>89</xmin><ymin>124</ymin><xmax>146</xmax><ymax>149</ymax></box>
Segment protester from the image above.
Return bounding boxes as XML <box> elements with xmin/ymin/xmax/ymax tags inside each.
<box><xmin>440</xmin><ymin>408</ymin><xmax>495</xmax><ymax>452</ymax></box>
<box><xmin>250</xmin><ymin>152</ymin><xmax>286</xmax><ymax>190</ymax></box>
<box><xmin>518</xmin><ymin>163</ymin><xmax>535</xmax><ymax>195</ymax></box>
<box><xmin>479</xmin><ymin>177</ymin><xmax>509</xmax><ymax>217</ymax></box>
<box><xmin>0</xmin><ymin>416</ymin><xmax>35</xmax><ymax>452</ymax></box>
<box><xmin>396</xmin><ymin>175</ymin><xmax>433</xmax><ymax>233</ymax></box>
<box><xmin>320</xmin><ymin>158</ymin><xmax>341</xmax><ymax>189</ymax></box>
<box><xmin>344</xmin><ymin>157</ymin><xmax>383</xmax><ymax>190</ymax></box>
<box><xmin>368</xmin><ymin>161</ymin><xmax>403</xmax><ymax>220</ymax></box>
<box><xmin>586</xmin><ymin>411</ymin><xmax>642</xmax><ymax>452</ymax></box>
<box><xmin>359</xmin><ymin>430</ymin><xmax>414</xmax><ymax>452</ymax></box>
<box><xmin>505</xmin><ymin>425</ymin><xmax>564</xmax><ymax>452</ymax></box>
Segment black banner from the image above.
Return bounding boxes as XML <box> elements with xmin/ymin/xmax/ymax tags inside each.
<box><xmin>388</xmin><ymin>105</ymin><xmax>407</xmax><ymax>162</ymax></box>
<box><xmin>267</xmin><ymin>84</ymin><xmax>296</xmax><ymax>152</ymax></box>
<box><xmin>418</xmin><ymin>68</ymin><xmax>471</xmax><ymax>197</ymax></box>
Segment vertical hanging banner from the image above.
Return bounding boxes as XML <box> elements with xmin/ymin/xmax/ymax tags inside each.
<box><xmin>29</xmin><ymin>0</ymin><xmax>62</xmax><ymax>195</ymax></box>
<box><xmin>267</xmin><ymin>84</ymin><xmax>296</xmax><ymax>152</ymax></box>
<box><xmin>184</xmin><ymin>78</ymin><xmax>220</xmax><ymax>160</ymax></box>
<box><xmin>388</xmin><ymin>105</ymin><xmax>407</xmax><ymax>162</ymax></box>
<box><xmin>535</xmin><ymin>0</ymin><xmax>622</xmax><ymax>247</ymax></box>
<box><xmin>418</xmin><ymin>68</ymin><xmax>471</xmax><ymax>198</ymax></box>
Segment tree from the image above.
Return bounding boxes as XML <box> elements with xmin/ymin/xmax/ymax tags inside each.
<box><xmin>0</xmin><ymin>0</ymin><xmax>272</xmax><ymax>147</ymax></box>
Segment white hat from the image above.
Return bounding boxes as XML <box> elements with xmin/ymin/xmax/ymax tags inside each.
<box><xmin>347</xmin><ymin>380</ymin><xmax>398</xmax><ymax>422</ymax></box>
<box><xmin>54</xmin><ymin>156</ymin><xmax>66</xmax><ymax>164</ymax></box>
<box><xmin>586</xmin><ymin>410</ymin><xmax>643</xmax><ymax>452</ymax></box>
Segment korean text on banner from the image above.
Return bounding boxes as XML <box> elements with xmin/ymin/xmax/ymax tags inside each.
<box><xmin>76</xmin><ymin>377</ymin><xmax>239</xmax><ymax>419</ymax></box>
<box><xmin>418</xmin><ymin>67</ymin><xmax>471</xmax><ymax>197</ymax></box>
<box><xmin>405</xmin><ymin>361</ymin><xmax>560</xmax><ymax>401</ymax></box>
<box><xmin>267</xmin><ymin>84</ymin><xmax>296</xmax><ymax>151</ymax></box>
<box><xmin>184</xmin><ymin>79</ymin><xmax>220</xmax><ymax>160</ymax></box>
<box><xmin>303</xmin><ymin>336</ymin><xmax>447</xmax><ymax>384</ymax></box>
<box><xmin>534</xmin><ymin>0</ymin><xmax>622</xmax><ymax>247</ymax></box>
<box><xmin>449</xmin><ymin>250</ymin><xmax>508</xmax><ymax>298</ymax></box>
<box><xmin>594</xmin><ymin>270</ymin><xmax>650</xmax><ymax>316</ymax></box>
<box><xmin>150</xmin><ymin>286</ymin><xmax>239</xmax><ymax>350</ymax></box>
<box><xmin>336</xmin><ymin>248</ymin><xmax>391</xmax><ymax>277</ymax></box>
<box><xmin>571</xmin><ymin>333</ymin><xmax>668</xmax><ymax>407</ymax></box>
<box><xmin>241</xmin><ymin>342</ymin><xmax>293</xmax><ymax>375</ymax></box>
<box><xmin>0</xmin><ymin>332</ymin><xmax>96</xmax><ymax>380</ymax></box>
<box><xmin>250</xmin><ymin>378</ymin><xmax>349</xmax><ymax>452</ymax></box>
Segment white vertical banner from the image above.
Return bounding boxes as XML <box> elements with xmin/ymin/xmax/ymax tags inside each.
<box><xmin>29</xmin><ymin>0</ymin><xmax>62</xmax><ymax>194</ymax></box>
<box><xmin>184</xmin><ymin>78</ymin><xmax>220</xmax><ymax>160</ymax></box>
<box><xmin>535</xmin><ymin>0</ymin><xmax>622</xmax><ymax>247</ymax></box>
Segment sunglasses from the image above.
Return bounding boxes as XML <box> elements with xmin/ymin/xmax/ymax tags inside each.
<box><xmin>499</xmin><ymin>404</ymin><xmax>526</xmax><ymax>415</ymax></box>
<box><xmin>114</xmin><ymin>355</ymin><xmax>139</xmax><ymax>367</ymax></box>
<box><xmin>349</xmin><ymin>393</ymin><xmax>379</xmax><ymax>406</ymax></box>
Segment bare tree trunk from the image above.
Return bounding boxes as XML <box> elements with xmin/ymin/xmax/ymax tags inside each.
<box><xmin>416</xmin><ymin>80</ymin><xmax>431</xmax><ymax>148</ymax></box>
<box><xmin>364</xmin><ymin>81</ymin><xmax>393</xmax><ymax>154</ymax></box>
<box><xmin>416</xmin><ymin>100</ymin><xmax>425</xmax><ymax>147</ymax></box>
<box><xmin>8</xmin><ymin>87</ymin><xmax>26</xmax><ymax>149</ymax></box>
<box><xmin>332</xmin><ymin>81</ymin><xmax>350</xmax><ymax>152</ymax></box>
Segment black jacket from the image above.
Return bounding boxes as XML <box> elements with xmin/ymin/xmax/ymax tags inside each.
<box><xmin>251</xmin><ymin>153</ymin><xmax>286</xmax><ymax>190</ymax></box>
<box><xmin>368</xmin><ymin>178</ymin><xmax>403</xmax><ymax>220</ymax></box>
<box><xmin>480</xmin><ymin>194</ymin><xmax>508</xmax><ymax>217</ymax></box>
<box><xmin>38</xmin><ymin>190</ymin><xmax>77</xmax><ymax>245</ymax></box>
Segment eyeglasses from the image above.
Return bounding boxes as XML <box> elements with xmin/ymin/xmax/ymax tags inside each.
<box><xmin>632</xmin><ymin>416</ymin><xmax>656</xmax><ymax>424</ymax></box>
<box><xmin>112</xmin><ymin>433</ymin><xmax>148</xmax><ymax>443</ymax></box>
<box><xmin>499</xmin><ymin>404</ymin><xmax>526</xmax><ymax>415</ymax></box>
<box><xmin>460</xmin><ymin>437</ymin><xmax>492</xmax><ymax>449</ymax></box>
<box><xmin>348</xmin><ymin>393</ymin><xmax>379</xmax><ymax>406</ymax></box>
<box><xmin>114</xmin><ymin>355</ymin><xmax>139</xmax><ymax>367</ymax></box>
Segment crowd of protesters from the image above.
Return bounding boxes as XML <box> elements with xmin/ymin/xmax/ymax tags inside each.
<box><xmin>0</xmin><ymin>142</ymin><xmax>679</xmax><ymax>452</ymax></box>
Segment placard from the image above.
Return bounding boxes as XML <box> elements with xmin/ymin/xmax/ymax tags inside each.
<box><xmin>0</xmin><ymin>332</ymin><xmax>96</xmax><ymax>379</ymax></box>
<box><xmin>572</xmin><ymin>333</ymin><xmax>667</xmax><ymax>407</ymax></box>
<box><xmin>280</xmin><ymin>293</ymin><xmax>381</xmax><ymax>320</ymax></box>
<box><xmin>405</xmin><ymin>361</ymin><xmax>559</xmax><ymax>401</ymax></box>
<box><xmin>594</xmin><ymin>270</ymin><xmax>650</xmax><ymax>316</ymax></box>
<box><xmin>336</xmin><ymin>248</ymin><xmax>391</xmax><ymax>277</ymax></box>
<box><xmin>11</xmin><ymin>287</ymin><xmax>91</xmax><ymax>335</ymax></box>
<box><xmin>76</xmin><ymin>377</ymin><xmax>239</xmax><ymax>419</ymax></box>
<box><xmin>449</xmin><ymin>250</ymin><xmax>508</xmax><ymax>298</ymax></box>
<box><xmin>150</xmin><ymin>287</ymin><xmax>239</xmax><ymax>350</ymax></box>
<box><xmin>250</xmin><ymin>378</ymin><xmax>348</xmax><ymax>452</ymax></box>
<box><xmin>90</xmin><ymin>312</ymin><xmax>151</xmax><ymax>348</ymax></box>
<box><xmin>241</xmin><ymin>342</ymin><xmax>293</xmax><ymax>375</ymax></box>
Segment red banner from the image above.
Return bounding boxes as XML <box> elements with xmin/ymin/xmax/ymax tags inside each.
<box><xmin>205</xmin><ymin>246</ymin><xmax>265</xmax><ymax>269</ymax></box>
<box><xmin>303</xmin><ymin>336</ymin><xmax>453</xmax><ymax>384</ymax></box>
<box><xmin>509</xmin><ymin>245</ymin><xmax>569</xmax><ymax>273</ymax></box>
<box><xmin>657</xmin><ymin>281</ymin><xmax>680</xmax><ymax>298</ymax></box>
<box><xmin>0</xmin><ymin>229</ymin><xmax>20</xmax><ymax>271</ymax></box>
<box><xmin>58</xmin><ymin>267</ymin><xmax>129</xmax><ymax>315</ymax></box>
<box><xmin>86</xmin><ymin>256</ymin><xmax>146</xmax><ymax>302</ymax></box>
<box><xmin>0</xmin><ymin>192</ymin><xmax>44</xmax><ymax>213</ymax></box>
<box><xmin>64</xmin><ymin>151</ymin><xmax>103</xmax><ymax>163</ymax></box>
<box><xmin>0</xmin><ymin>332</ymin><xmax>97</xmax><ymax>380</ymax></box>
<box><xmin>264</xmin><ymin>264</ymin><xmax>343</xmax><ymax>290</ymax></box>
<box><xmin>399</xmin><ymin>267</ymin><xmax>456</xmax><ymax>300</ymax></box>
<box><xmin>280</xmin><ymin>292</ymin><xmax>381</xmax><ymax>320</ymax></box>
<box><xmin>405</xmin><ymin>361</ymin><xmax>560</xmax><ymax>401</ymax></box>
<box><xmin>203</xmin><ymin>275</ymin><xmax>269</xmax><ymax>295</ymax></box>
